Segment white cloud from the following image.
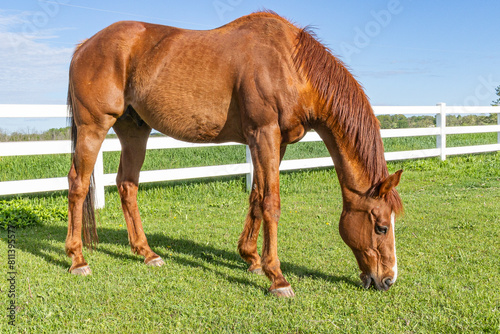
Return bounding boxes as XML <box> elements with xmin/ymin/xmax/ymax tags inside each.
<box><xmin>0</xmin><ymin>11</ymin><xmax>73</xmax><ymax>104</ymax></box>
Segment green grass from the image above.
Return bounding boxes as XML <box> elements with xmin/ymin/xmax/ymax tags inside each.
<box><xmin>1</xmin><ymin>149</ymin><xmax>499</xmax><ymax>332</ymax></box>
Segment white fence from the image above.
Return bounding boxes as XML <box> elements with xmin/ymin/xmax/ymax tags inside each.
<box><xmin>1</xmin><ymin>103</ymin><xmax>499</xmax><ymax>208</ymax></box>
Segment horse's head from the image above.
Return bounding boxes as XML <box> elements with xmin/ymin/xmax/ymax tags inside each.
<box><xmin>339</xmin><ymin>170</ymin><xmax>402</xmax><ymax>291</ymax></box>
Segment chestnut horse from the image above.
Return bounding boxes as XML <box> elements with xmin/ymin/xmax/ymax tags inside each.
<box><xmin>66</xmin><ymin>11</ymin><xmax>403</xmax><ymax>297</ymax></box>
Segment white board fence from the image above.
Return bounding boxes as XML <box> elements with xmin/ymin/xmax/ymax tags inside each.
<box><xmin>1</xmin><ymin>103</ymin><xmax>499</xmax><ymax>208</ymax></box>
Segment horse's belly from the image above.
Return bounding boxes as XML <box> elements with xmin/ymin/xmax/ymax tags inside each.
<box><xmin>130</xmin><ymin>49</ymin><xmax>244</xmax><ymax>143</ymax></box>
<box><xmin>134</xmin><ymin>98</ymin><xmax>244</xmax><ymax>144</ymax></box>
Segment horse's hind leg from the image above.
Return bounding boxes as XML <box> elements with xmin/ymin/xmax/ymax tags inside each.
<box><xmin>238</xmin><ymin>186</ymin><xmax>264</xmax><ymax>274</ymax></box>
<box><xmin>67</xmin><ymin>114</ymin><xmax>115</xmax><ymax>275</ymax></box>
<box><xmin>113</xmin><ymin>112</ymin><xmax>164</xmax><ymax>267</ymax></box>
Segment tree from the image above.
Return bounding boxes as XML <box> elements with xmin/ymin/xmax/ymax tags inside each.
<box><xmin>493</xmin><ymin>85</ymin><xmax>500</xmax><ymax>106</ymax></box>
<box><xmin>377</xmin><ymin>115</ymin><xmax>392</xmax><ymax>129</ymax></box>
<box><xmin>395</xmin><ymin>114</ymin><xmax>409</xmax><ymax>128</ymax></box>
<box><xmin>491</xmin><ymin>85</ymin><xmax>500</xmax><ymax>124</ymax></box>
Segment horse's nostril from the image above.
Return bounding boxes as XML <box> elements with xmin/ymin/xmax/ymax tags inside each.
<box><xmin>383</xmin><ymin>277</ymin><xmax>394</xmax><ymax>287</ymax></box>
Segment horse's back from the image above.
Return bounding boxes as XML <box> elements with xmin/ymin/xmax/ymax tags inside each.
<box><xmin>70</xmin><ymin>13</ymin><xmax>308</xmax><ymax>144</ymax></box>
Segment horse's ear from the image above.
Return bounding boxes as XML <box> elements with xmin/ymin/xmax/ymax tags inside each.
<box><xmin>377</xmin><ymin>170</ymin><xmax>403</xmax><ymax>198</ymax></box>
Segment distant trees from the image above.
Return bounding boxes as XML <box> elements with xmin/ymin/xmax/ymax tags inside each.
<box><xmin>492</xmin><ymin>85</ymin><xmax>500</xmax><ymax>106</ymax></box>
<box><xmin>377</xmin><ymin>114</ymin><xmax>435</xmax><ymax>129</ymax></box>
<box><xmin>374</xmin><ymin>84</ymin><xmax>500</xmax><ymax>129</ymax></box>
<box><xmin>0</xmin><ymin>127</ymin><xmax>71</xmax><ymax>142</ymax></box>
<box><xmin>408</xmin><ymin>115</ymin><xmax>435</xmax><ymax>128</ymax></box>
<box><xmin>446</xmin><ymin>114</ymin><xmax>497</xmax><ymax>126</ymax></box>
<box><xmin>376</xmin><ymin>113</ymin><xmax>497</xmax><ymax>129</ymax></box>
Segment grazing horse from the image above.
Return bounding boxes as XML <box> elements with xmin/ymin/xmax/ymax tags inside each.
<box><xmin>66</xmin><ymin>11</ymin><xmax>403</xmax><ymax>297</ymax></box>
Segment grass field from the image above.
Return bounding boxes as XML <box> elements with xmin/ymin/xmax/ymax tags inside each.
<box><xmin>1</xmin><ymin>135</ymin><xmax>500</xmax><ymax>333</ymax></box>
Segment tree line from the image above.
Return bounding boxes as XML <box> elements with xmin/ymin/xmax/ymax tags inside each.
<box><xmin>377</xmin><ymin>113</ymin><xmax>498</xmax><ymax>129</ymax></box>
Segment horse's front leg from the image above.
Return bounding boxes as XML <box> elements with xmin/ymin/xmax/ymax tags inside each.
<box><xmin>243</xmin><ymin>126</ymin><xmax>294</xmax><ymax>297</ymax></box>
<box><xmin>238</xmin><ymin>145</ymin><xmax>287</xmax><ymax>276</ymax></box>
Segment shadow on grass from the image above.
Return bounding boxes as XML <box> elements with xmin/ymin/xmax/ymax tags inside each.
<box><xmin>8</xmin><ymin>223</ymin><xmax>358</xmax><ymax>291</ymax></box>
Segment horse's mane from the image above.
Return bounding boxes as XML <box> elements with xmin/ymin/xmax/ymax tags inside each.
<box><xmin>292</xmin><ymin>27</ymin><xmax>384</xmax><ymax>181</ymax></box>
<box><xmin>289</xmin><ymin>20</ymin><xmax>403</xmax><ymax>214</ymax></box>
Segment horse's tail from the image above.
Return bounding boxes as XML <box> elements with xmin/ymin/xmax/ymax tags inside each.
<box><xmin>67</xmin><ymin>69</ymin><xmax>98</xmax><ymax>250</ymax></box>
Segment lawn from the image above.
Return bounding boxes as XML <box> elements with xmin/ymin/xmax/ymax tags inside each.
<box><xmin>0</xmin><ymin>139</ymin><xmax>499</xmax><ymax>332</ymax></box>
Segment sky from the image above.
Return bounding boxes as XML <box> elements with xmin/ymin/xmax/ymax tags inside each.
<box><xmin>1</xmin><ymin>0</ymin><xmax>500</xmax><ymax>132</ymax></box>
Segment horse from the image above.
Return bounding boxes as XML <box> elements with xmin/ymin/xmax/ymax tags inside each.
<box><xmin>66</xmin><ymin>11</ymin><xmax>403</xmax><ymax>297</ymax></box>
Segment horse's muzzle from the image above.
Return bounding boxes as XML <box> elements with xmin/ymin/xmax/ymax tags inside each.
<box><xmin>360</xmin><ymin>273</ymin><xmax>394</xmax><ymax>291</ymax></box>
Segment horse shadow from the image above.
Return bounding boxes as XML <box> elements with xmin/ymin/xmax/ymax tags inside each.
<box><xmin>10</xmin><ymin>223</ymin><xmax>358</xmax><ymax>291</ymax></box>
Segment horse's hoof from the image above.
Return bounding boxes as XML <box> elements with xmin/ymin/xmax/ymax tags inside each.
<box><xmin>249</xmin><ymin>267</ymin><xmax>264</xmax><ymax>275</ymax></box>
<box><xmin>70</xmin><ymin>265</ymin><xmax>91</xmax><ymax>276</ymax></box>
<box><xmin>269</xmin><ymin>286</ymin><xmax>295</xmax><ymax>298</ymax></box>
<box><xmin>145</xmin><ymin>257</ymin><xmax>165</xmax><ymax>267</ymax></box>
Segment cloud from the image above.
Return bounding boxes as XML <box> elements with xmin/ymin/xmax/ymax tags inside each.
<box><xmin>0</xmin><ymin>10</ymin><xmax>29</xmax><ymax>27</ymax></box>
<box><xmin>0</xmin><ymin>10</ymin><xmax>73</xmax><ymax>104</ymax></box>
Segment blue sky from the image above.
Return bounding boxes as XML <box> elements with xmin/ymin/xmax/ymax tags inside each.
<box><xmin>1</xmin><ymin>0</ymin><xmax>499</xmax><ymax>132</ymax></box>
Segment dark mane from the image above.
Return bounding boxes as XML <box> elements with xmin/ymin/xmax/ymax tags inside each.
<box><xmin>292</xmin><ymin>26</ymin><xmax>403</xmax><ymax>214</ymax></box>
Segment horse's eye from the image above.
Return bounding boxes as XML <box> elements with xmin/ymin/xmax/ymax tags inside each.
<box><xmin>375</xmin><ymin>225</ymin><xmax>388</xmax><ymax>235</ymax></box>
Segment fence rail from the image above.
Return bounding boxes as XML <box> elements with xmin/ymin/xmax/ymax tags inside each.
<box><xmin>1</xmin><ymin>103</ymin><xmax>499</xmax><ymax>208</ymax></box>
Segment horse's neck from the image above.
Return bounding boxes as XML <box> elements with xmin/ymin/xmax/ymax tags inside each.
<box><xmin>314</xmin><ymin>124</ymin><xmax>374</xmax><ymax>197</ymax></box>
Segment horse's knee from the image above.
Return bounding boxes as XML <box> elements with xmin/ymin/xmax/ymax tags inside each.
<box><xmin>262</xmin><ymin>194</ymin><xmax>281</xmax><ymax>222</ymax></box>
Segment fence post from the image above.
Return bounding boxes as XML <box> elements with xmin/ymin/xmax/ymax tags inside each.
<box><xmin>93</xmin><ymin>147</ymin><xmax>106</xmax><ymax>209</ymax></box>
<box><xmin>245</xmin><ymin>145</ymin><xmax>254</xmax><ymax>192</ymax></box>
<box><xmin>436</xmin><ymin>102</ymin><xmax>447</xmax><ymax>161</ymax></box>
